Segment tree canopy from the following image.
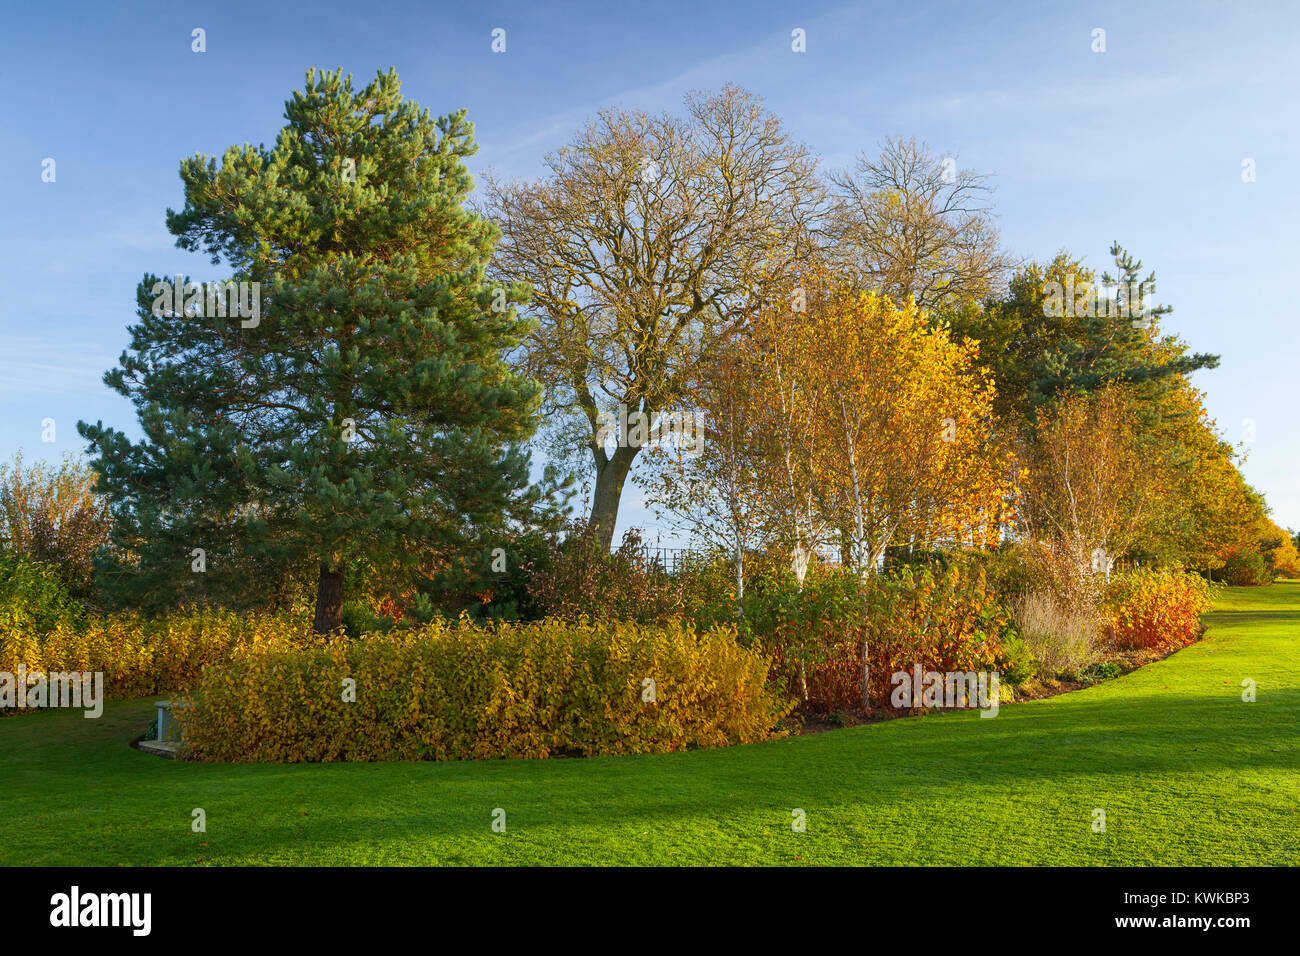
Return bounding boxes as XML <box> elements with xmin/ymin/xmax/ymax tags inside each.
<box><xmin>80</xmin><ymin>69</ymin><xmax>545</xmax><ymax>631</ymax></box>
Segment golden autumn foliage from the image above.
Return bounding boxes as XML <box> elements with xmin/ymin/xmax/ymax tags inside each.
<box><xmin>751</xmin><ymin>280</ymin><xmax>1014</xmax><ymax>572</ymax></box>
<box><xmin>1017</xmin><ymin>386</ymin><xmax>1171</xmax><ymax>590</ymax></box>
<box><xmin>178</xmin><ymin>617</ymin><xmax>792</xmax><ymax>762</ymax></box>
<box><xmin>0</xmin><ymin>606</ymin><xmax>313</xmax><ymax>709</ymax></box>
<box><xmin>1218</xmin><ymin>515</ymin><xmax>1300</xmax><ymax>583</ymax></box>
<box><xmin>0</xmin><ymin>453</ymin><xmax>110</xmax><ymax>600</ymax></box>
<box><xmin>1263</xmin><ymin>520</ymin><xmax>1300</xmax><ymax>578</ymax></box>
<box><xmin>640</xmin><ymin>272</ymin><xmax>1014</xmax><ymax>595</ymax></box>
<box><xmin>1133</xmin><ymin>378</ymin><xmax>1262</xmax><ymax>570</ymax></box>
<box><xmin>1101</xmin><ymin>569</ymin><xmax>1214</xmax><ymax>652</ymax></box>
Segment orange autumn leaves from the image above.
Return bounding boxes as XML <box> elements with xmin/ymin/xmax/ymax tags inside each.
<box><xmin>648</xmin><ymin>274</ymin><xmax>1014</xmax><ymax>573</ymax></box>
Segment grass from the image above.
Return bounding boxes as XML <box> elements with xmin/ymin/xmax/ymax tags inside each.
<box><xmin>2</xmin><ymin>583</ymin><xmax>1298</xmax><ymax>866</ymax></box>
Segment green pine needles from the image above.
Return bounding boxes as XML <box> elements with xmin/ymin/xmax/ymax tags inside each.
<box><xmin>80</xmin><ymin>69</ymin><xmax>546</xmax><ymax>632</ymax></box>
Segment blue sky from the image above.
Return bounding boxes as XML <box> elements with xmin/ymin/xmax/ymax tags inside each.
<box><xmin>2</xmin><ymin>0</ymin><xmax>1297</xmax><ymax>544</ymax></box>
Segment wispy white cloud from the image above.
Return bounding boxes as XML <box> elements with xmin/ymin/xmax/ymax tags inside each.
<box><xmin>0</xmin><ymin>335</ymin><xmax>115</xmax><ymax>396</ymax></box>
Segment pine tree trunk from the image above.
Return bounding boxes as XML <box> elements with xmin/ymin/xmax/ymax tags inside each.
<box><xmin>589</xmin><ymin>445</ymin><xmax>637</xmax><ymax>551</ymax></box>
<box><xmin>312</xmin><ymin>561</ymin><xmax>344</xmax><ymax>635</ymax></box>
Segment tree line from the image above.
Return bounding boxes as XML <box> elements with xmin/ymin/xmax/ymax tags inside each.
<box><xmin>64</xmin><ymin>69</ymin><xmax>1292</xmax><ymax>632</ymax></box>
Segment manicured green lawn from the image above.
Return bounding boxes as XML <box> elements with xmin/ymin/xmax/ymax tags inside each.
<box><xmin>3</xmin><ymin>583</ymin><xmax>1297</xmax><ymax>866</ymax></box>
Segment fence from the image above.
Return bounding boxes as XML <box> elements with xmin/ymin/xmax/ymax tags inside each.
<box><xmin>622</xmin><ymin>544</ymin><xmax>698</xmax><ymax>575</ymax></box>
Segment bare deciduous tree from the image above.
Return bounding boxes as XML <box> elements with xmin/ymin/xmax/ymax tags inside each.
<box><xmin>484</xmin><ymin>85</ymin><xmax>821</xmax><ymax>549</ymax></box>
<box><xmin>824</xmin><ymin>137</ymin><xmax>1014</xmax><ymax>313</ymax></box>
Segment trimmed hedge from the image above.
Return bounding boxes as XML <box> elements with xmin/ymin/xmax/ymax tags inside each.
<box><xmin>0</xmin><ymin>606</ymin><xmax>311</xmax><ymax>709</ymax></box>
<box><xmin>177</xmin><ymin>617</ymin><xmax>791</xmax><ymax>762</ymax></box>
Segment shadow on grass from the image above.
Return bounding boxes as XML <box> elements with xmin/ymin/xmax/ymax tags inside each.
<box><xmin>16</xmin><ymin>685</ymin><xmax>1288</xmax><ymax>865</ymax></box>
<box><xmin>1203</xmin><ymin>609</ymin><xmax>1300</xmax><ymax>627</ymax></box>
<box><xmin>5</xmin><ymin>579</ymin><xmax>1299</xmax><ymax>863</ymax></box>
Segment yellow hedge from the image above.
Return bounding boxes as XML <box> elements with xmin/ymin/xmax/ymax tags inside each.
<box><xmin>0</xmin><ymin>608</ymin><xmax>312</xmax><ymax>706</ymax></box>
<box><xmin>177</xmin><ymin>617</ymin><xmax>792</xmax><ymax>762</ymax></box>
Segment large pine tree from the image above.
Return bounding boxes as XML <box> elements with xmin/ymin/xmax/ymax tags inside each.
<box><xmin>948</xmin><ymin>242</ymin><xmax>1220</xmax><ymax>427</ymax></box>
<box><xmin>80</xmin><ymin>69</ymin><xmax>541</xmax><ymax>632</ymax></box>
